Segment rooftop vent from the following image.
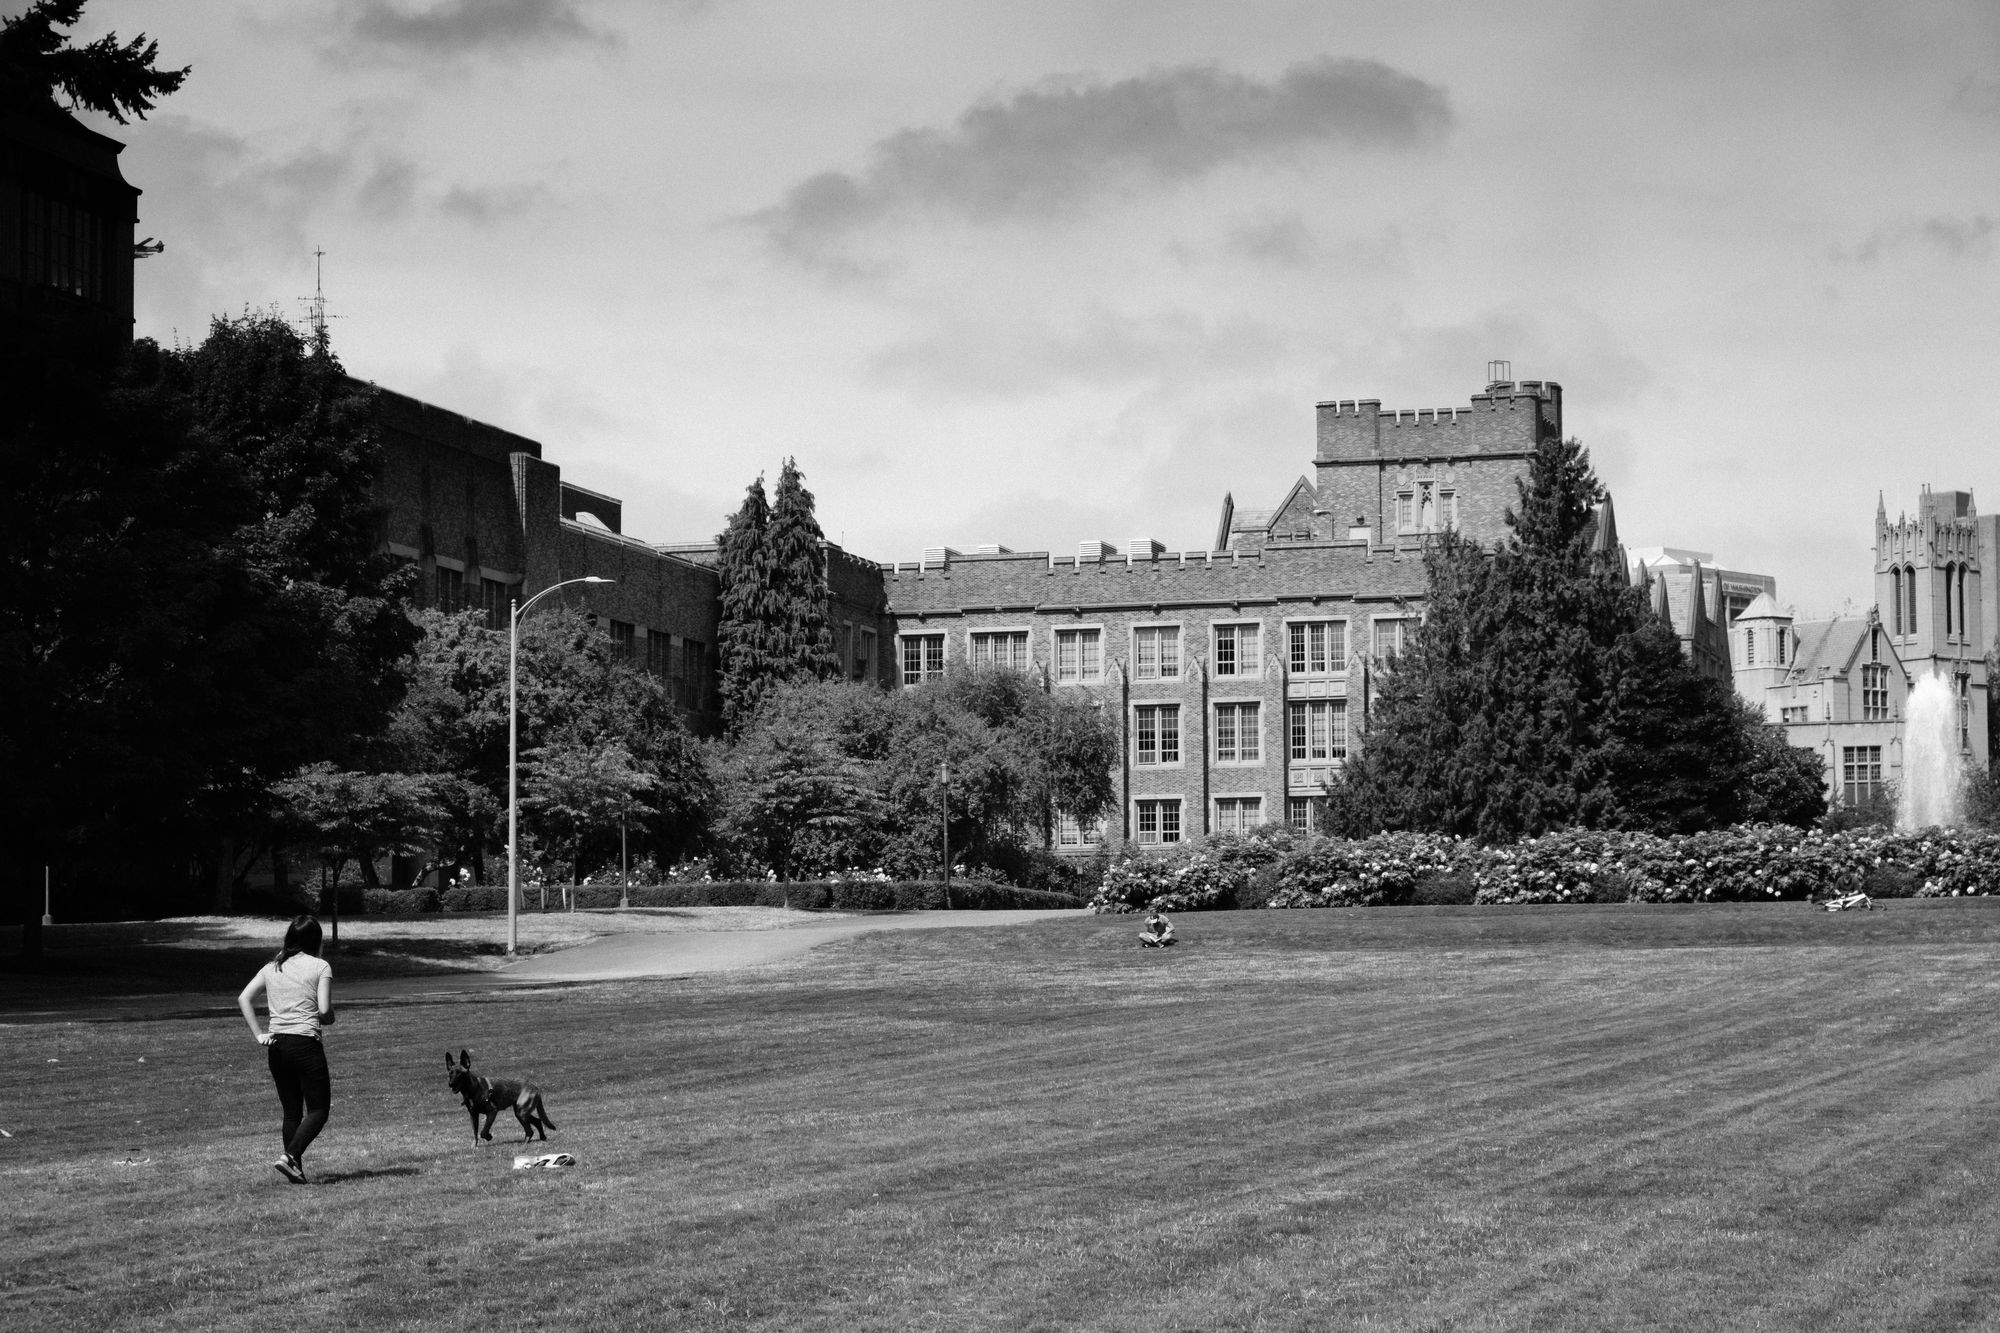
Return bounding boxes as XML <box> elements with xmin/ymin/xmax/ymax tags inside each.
<box><xmin>1078</xmin><ymin>540</ymin><xmax>1116</xmax><ymax>561</ymax></box>
<box><xmin>971</xmin><ymin>543</ymin><xmax>1012</xmax><ymax>555</ymax></box>
<box><xmin>922</xmin><ymin>546</ymin><xmax>960</xmax><ymax>566</ymax></box>
<box><xmin>1127</xmin><ymin>538</ymin><xmax>1165</xmax><ymax>561</ymax></box>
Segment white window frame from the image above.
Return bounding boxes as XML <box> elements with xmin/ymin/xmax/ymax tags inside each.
<box><xmin>966</xmin><ymin>625</ymin><xmax>1033</xmax><ymax>672</ymax></box>
<box><xmin>1372</xmin><ymin>616</ymin><xmax>1410</xmax><ymax>660</ymax></box>
<box><xmin>1287</xmin><ymin>699</ymin><xmax>1349</xmax><ymax>763</ymax></box>
<box><xmin>1212</xmin><ymin>699</ymin><xmax>1263</xmax><ymax>765</ymax></box>
<box><xmin>1132</xmin><ymin>702</ymin><xmax>1183</xmax><ymax>768</ymax></box>
<box><xmin>1053</xmin><ymin>624</ymin><xmax>1105</xmax><ymax>686</ymax></box>
<box><xmin>1284</xmin><ymin>617</ymin><xmax>1348</xmax><ymax>676</ymax></box>
<box><xmin>898</xmin><ymin>632</ymin><xmax>947</xmax><ymax>687</ymax></box>
<box><xmin>1131</xmin><ymin>622</ymin><xmax>1183</xmax><ymax>681</ymax></box>
<box><xmin>1134</xmin><ymin>797</ymin><xmax>1184</xmax><ymax>847</ymax></box>
<box><xmin>1210</xmin><ymin>620</ymin><xmax>1265</xmax><ymax>680</ymax></box>
<box><xmin>1056</xmin><ymin>813</ymin><xmax>1104</xmax><ymax>848</ymax></box>
<box><xmin>1213</xmin><ymin>795</ymin><xmax>1264</xmax><ymax>834</ymax></box>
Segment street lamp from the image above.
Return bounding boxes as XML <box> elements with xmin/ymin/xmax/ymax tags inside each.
<box><xmin>508</xmin><ymin>576</ymin><xmax>615</xmax><ymax>955</ymax></box>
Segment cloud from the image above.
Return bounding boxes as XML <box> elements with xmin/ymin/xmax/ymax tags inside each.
<box><xmin>754</xmin><ymin>56</ymin><xmax>1451</xmax><ymax>257</ymax></box>
<box><xmin>1840</xmin><ymin>215</ymin><xmax>1996</xmax><ymax>263</ymax></box>
<box><xmin>339</xmin><ymin>0</ymin><xmax>613</xmax><ymax>58</ymax></box>
<box><xmin>867</xmin><ymin>306</ymin><xmax>1288</xmax><ymax>399</ymax></box>
<box><xmin>1222</xmin><ymin>214</ymin><xmax>1318</xmax><ymax>267</ymax></box>
<box><xmin>1949</xmin><ymin>72</ymin><xmax>2000</xmax><ymax>118</ymax></box>
<box><xmin>440</xmin><ymin>182</ymin><xmax>555</xmax><ymax>226</ymax></box>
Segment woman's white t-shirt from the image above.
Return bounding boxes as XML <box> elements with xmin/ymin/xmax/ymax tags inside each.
<box><xmin>262</xmin><ymin>954</ymin><xmax>333</xmax><ymax>1038</ymax></box>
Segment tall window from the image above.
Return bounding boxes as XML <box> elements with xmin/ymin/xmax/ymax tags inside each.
<box><xmin>1287</xmin><ymin>700</ymin><xmax>1348</xmax><ymax>762</ymax></box>
<box><xmin>1133</xmin><ymin>625</ymin><xmax>1181</xmax><ymax>680</ymax></box>
<box><xmin>1861</xmin><ymin>664</ymin><xmax>1889</xmax><ymax>720</ymax></box>
<box><xmin>1055</xmin><ymin>628</ymin><xmax>1103</xmax><ymax>684</ymax></box>
<box><xmin>480</xmin><ymin>576</ymin><xmax>514</xmax><ymax>630</ymax></box>
<box><xmin>1745</xmin><ymin>630</ymin><xmax>1756</xmax><ymax>665</ymax></box>
<box><xmin>854</xmin><ymin>628</ymin><xmax>876</xmax><ymax>682</ymax></box>
<box><xmin>1373</xmin><ymin>618</ymin><xmax>1408</xmax><ymax>659</ymax></box>
<box><xmin>1056</xmin><ymin>814</ymin><xmax>1103</xmax><ymax>848</ymax></box>
<box><xmin>679</xmin><ymin>639</ymin><xmax>707</xmax><ymax>709</ymax></box>
<box><xmin>1892</xmin><ymin>569</ymin><xmax>1905</xmax><ymax>636</ymax></box>
<box><xmin>646</xmin><ymin>629</ymin><xmax>673</xmax><ymax>677</ymax></box>
<box><xmin>1214</xmin><ymin>796</ymin><xmax>1263</xmax><ymax>834</ymax></box>
<box><xmin>1906</xmin><ymin>567</ymin><xmax>1918</xmax><ymax>635</ymax></box>
<box><xmin>1777</xmin><ymin>626</ymin><xmax>1787</xmax><ymax>664</ymax></box>
<box><xmin>607</xmin><ymin>619</ymin><xmax>636</xmax><ymax>662</ymax></box>
<box><xmin>1213</xmin><ymin>702</ymin><xmax>1261</xmax><ymax>763</ymax></box>
<box><xmin>1395</xmin><ymin>492</ymin><xmax>1414</xmax><ymax>533</ymax></box>
<box><xmin>901</xmin><ymin>634</ymin><xmax>946</xmax><ymax>686</ymax></box>
<box><xmin>20</xmin><ymin>189</ymin><xmax>105</xmax><ymax>303</ymax></box>
<box><xmin>1286</xmin><ymin>797</ymin><xmax>1324</xmax><ymax>833</ymax></box>
<box><xmin>1960</xmin><ymin>673</ymin><xmax>1973</xmax><ymax>750</ymax></box>
<box><xmin>1287</xmin><ymin>621</ymin><xmax>1345</xmax><ymax>675</ymax></box>
<box><xmin>1213</xmin><ymin>623</ymin><xmax>1262</xmax><ymax>677</ymax></box>
<box><xmin>1957</xmin><ymin>566</ymin><xmax>1968</xmax><ymax>641</ymax></box>
<box><xmin>1134</xmin><ymin>704</ymin><xmax>1181</xmax><ymax>766</ymax></box>
<box><xmin>1944</xmin><ymin>564</ymin><xmax>1956</xmax><ymax>637</ymax></box>
<box><xmin>969</xmin><ymin>630</ymin><xmax>1029</xmax><ymax>670</ymax></box>
<box><xmin>435</xmin><ymin>565</ymin><xmax>466</xmax><ymax>611</ymax></box>
<box><xmin>1841</xmin><ymin>746</ymin><xmax>1883</xmax><ymax>805</ymax></box>
<box><xmin>1135</xmin><ymin>799</ymin><xmax>1182</xmax><ymax>846</ymax></box>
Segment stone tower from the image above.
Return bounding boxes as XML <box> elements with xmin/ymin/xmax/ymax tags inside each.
<box><xmin>1876</xmin><ymin>488</ymin><xmax>1989</xmax><ymax>760</ymax></box>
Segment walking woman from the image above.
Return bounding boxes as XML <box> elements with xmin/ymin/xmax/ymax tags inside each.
<box><xmin>237</xmin><ymin>914</ymin><xmax>336</xmax><ymax>1184</ymax></box>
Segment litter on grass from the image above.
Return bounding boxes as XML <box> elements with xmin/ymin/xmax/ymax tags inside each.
<box><xmin>1821</xmin><ymin>892</ymin><xmax>1876</xmax><ymax>913</ymax></box>
<box><xmin>514</xmin><ymin>1152</ymin><xmax>577</xmax><ymax>1169</ymax></box>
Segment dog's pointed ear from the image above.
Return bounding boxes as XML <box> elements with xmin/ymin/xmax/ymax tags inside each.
<box><xmin>461</xmin><ymin>1048</ymin><xmax>472</xmax><ymax>1068</ymax></box>
<box><xmin>445</xmin><ymin>1051</ymin><xmax>456</xmax><ymax>1069</ymax></box>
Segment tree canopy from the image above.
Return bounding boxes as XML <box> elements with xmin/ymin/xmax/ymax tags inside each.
<box><xmin>0</xmin><ymin>0</ymin><xmax>188</xmax><ymax>123</ymax></box>
<box><xmin>715</xmin><ymin>459</ymin><xmax>841</xmax><ymax>733</ymax></box>
<box><xmin>1332</xmin><ymin>435</ymin><xmax>1825</xmax><ymax>840</ymax></box>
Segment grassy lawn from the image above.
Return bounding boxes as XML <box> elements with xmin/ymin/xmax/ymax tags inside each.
<box><xmin>7</xmin><ymin>902</ymin><xmax>2000</xmax><ymax>1330</ymax></box>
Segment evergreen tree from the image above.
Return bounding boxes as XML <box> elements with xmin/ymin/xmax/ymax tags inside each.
<box><xmin>715</xmin><ymin>459</ymin><xmax>840</xmax><ymax>732</ymax></box>
<box><xmin>0</xmin><ymin>0</ymin><xmax>188</xmax><ymax>124</ymax></box>
<box><xmin>1336</xmin><ymin>434</ymin><xmax>1822</xmax><ymax>840</ymax></box>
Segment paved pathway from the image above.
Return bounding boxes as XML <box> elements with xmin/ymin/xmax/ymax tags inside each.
<box><xmin>340</xmin><ymin>909</ymin><xmax>1083</xmax><ymax>1002</ymax></box>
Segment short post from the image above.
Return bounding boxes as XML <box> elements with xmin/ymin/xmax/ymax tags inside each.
<box><xmin>42</xmin><ymin>866</ymin><xmax>52</xmax><ymax>927</ymax></box>
<box><xmin>620</xmin><ymin>812</ymin><xmax>630</xmax><ymax>910</ymax></box>
<box><xmin>939</xmin><ymin>761</ymin><xmax>952</xmax><ymax>909</ymax></box>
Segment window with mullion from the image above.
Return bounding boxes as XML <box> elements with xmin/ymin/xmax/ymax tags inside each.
<box><xmin>1133</xmin><ymin>626</ymin><xmax>1180</xmax><ymax>680</ymax></box>
<box><xmin>1286</xmin><ymin>700</ymin><xmax>1347</xmax><ymax>761</ymax></box>
<box><xmin>1213</xmin><ymin>623</ymin><xmax>1262</xmax><ymax>678</ymax></box>
<box><xmin>1134</xmin><ymin>703</ymin><xmax>1180</xmax><ymax>765</ymax></box>
<box><xmin>1213</xmin><ymin>702</ymin><xmax>1260</xmax><ymax>763</ymax></box>
<box><xmin>1287</xmin><ymin>621</ymin><xmax>1345</xmax><ymax>674</ymax></box>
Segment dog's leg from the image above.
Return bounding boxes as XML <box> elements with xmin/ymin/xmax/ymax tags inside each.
<box><xmin>479</xmin><ymin>1108</ymin><xmax>498</xmax><ymax>1141</ymax></box>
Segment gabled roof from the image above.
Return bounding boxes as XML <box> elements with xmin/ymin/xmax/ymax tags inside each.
<box><xmin>1785</xmin><ymin>611</ymin><xmax>1900</xmax><ymax>682</ymax></box>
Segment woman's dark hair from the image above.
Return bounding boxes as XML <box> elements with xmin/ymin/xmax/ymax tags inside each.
<box><xmin>274</xmin><ymin>915</ymin><xmax>323</xmax><ymax>966</ymax></box>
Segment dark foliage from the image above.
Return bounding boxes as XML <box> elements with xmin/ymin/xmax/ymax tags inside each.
<box><xmin>0</xmin><ymin>0</ymin><xmax>188</xmax><ymax>124</ymax></box>
<box><xmin>1332</xmin><ymin>434</ymin><xmax>1824</xmax><ymax>841</ymax></box>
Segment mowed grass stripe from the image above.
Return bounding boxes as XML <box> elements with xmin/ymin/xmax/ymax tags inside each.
<box><xmin>8</xmin><ymin>907</ymin><xmax>2000</xmax><ymax>1330</ymax></box>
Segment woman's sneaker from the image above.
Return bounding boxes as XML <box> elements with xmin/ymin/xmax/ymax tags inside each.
<box><xmin>273</xmin><ymin>1154</ymin><xmax>306</xmax><ymax>1184</ymax></box>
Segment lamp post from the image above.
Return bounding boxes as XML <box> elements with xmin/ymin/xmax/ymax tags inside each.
<box><xmin>508</xmin><ymin>576</ymin><xmax>615</xmax><ymax>955</ymax></box>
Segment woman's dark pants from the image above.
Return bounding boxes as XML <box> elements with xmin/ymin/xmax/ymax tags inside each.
<box><xmin>266</xmin><ymin>1034</ymin><xmax>331</xmax><ymax>1162</ymax></box>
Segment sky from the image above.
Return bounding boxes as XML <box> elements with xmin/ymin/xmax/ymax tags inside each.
<box><xmin>47</xmin><ymin>0</ymin><xmax>2000</xmax><ymax>616</ymax></box>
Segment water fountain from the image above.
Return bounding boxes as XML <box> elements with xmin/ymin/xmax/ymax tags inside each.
<box><xmin>1898</xmin><ymin>672</ymin><xmax>1963</xmax><ymax>830</ymax></box>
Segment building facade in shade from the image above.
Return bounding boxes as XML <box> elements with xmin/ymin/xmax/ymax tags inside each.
<box><xmin>372</xmin><ymin>385</ymin><xmax>895</xmax><ymax>723</ymax></box>
<box><xmin>1</xmin><ymin>85</ymin><xmax>142</xmax><ymax>368</ymax></box>
<box><xmin>1731</xmin><ymin>488</ymin><xmax>1993</xmax><ymax>806</ymax></box>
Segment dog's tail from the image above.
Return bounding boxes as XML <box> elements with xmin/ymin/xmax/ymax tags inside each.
<box><xmin>530</xmin><ymin>1093</ymin><xmax>556</xmax><ymax>1130</ymax></box>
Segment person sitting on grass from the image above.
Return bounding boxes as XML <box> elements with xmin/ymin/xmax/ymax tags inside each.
<box><xmin>1139</xmin><ymin>908</ymin><xmax>1176</xmax><ymax>948</ymax></box>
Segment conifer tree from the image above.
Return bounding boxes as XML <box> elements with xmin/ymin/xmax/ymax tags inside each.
<box><xmin>715</xmin><ymin>459</ymin><xmax>846</xmax><ymax>733</ymax></box>
<box><xmin>1335</xmin><ymin>434</ymin><xmax>1822</xmax><ymax>839</ymax></box>
<box><xmin>715</xmin><ymin>475</ymin><xmax>775</xmax><ymax>733</ymax></box>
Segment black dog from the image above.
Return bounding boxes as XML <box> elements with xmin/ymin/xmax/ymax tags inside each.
<box><xmin>445</xmin><ymin>1049</ymin><xmax>556</xmax><ymax>1143</ymax></box>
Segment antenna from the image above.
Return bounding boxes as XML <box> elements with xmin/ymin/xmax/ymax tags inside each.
<box><xmin>298</xmin><ymin>246</ymin><xmax>343</xmax><ymax>353</ymax></box>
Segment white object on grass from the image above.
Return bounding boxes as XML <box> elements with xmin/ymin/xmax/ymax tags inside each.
<box><xmin>514</xmin><ymin>1152</ymin><xmax>577</xmax><ymax>1169</ymax></box>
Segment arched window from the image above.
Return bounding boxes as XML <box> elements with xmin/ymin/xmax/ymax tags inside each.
<box><xmin>1944</xmin><ymin>564</ymin><xmax>1956</xmax><ymax>637</ymax></box>
<box><xmin>1745</xmin><ymin>629</ymin><xmax>1756</xmax><ymax>665</ymax></box>
<box><xmin>1958</xmin><ymin>564</ymin><xmax>1967</xmax><ymax>640</ymax></box>
<box><xmin>1892</xmin><ymin>566</ymin><xmax>1904</xmax><ymax>636</ymax></box>
<box><xmin>1777</xmin><ymin>626</ymin><xmax>1787</xmax><ymax>664</ymax></box>
<box><xmin>1907</xmin><ymin>567</ymin><xmax>1919</xmax><ymax>636</ymax></box>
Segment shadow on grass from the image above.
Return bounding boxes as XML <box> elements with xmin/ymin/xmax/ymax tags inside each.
<box><xmin>311</xmin><ymin>1166</ymin><xmax>422</xmax><ymax>1184</ymax></box>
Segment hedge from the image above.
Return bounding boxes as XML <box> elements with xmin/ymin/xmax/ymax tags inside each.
<box><xmin>1089</xmin><ymin>825</ymin><xmax>2000</xmax><ymax>912</ymax></box>
<box><xmin>431</xmin><ymin>879</ymin><xmax>1083</xmax><ymax>914</ymax></box>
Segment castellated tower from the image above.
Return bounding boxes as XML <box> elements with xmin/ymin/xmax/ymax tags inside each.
<box><xmin>1876</xmin><ymin>487</ymin><xmax>1989</xmax><ymax>761</ymax></box>
<box><xmin>1312</xmin><ymin>375</ymin><xmax>1563</xmax><ymax>549</ymax></box>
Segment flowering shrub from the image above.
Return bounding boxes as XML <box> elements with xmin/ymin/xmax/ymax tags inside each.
<box><xmin>1264</xmin><ymin>833</ymin><xmax>1473</xmax><ymax>908</ymax></box>
<box><xmin>1089</xmin><ymin>823</ymin><xmax>2000</xmax><ymax>911</ymax></box>
<box><xmin>1089</xmin><ymin>826</ymin><xmax>1300</xmax><ymax>913</ymax></box>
